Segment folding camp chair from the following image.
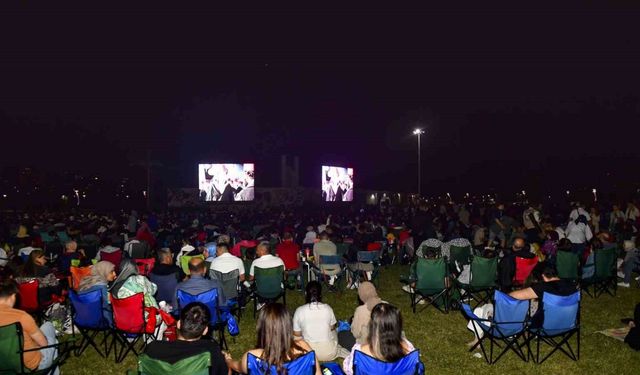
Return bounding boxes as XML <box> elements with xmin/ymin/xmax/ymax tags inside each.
<box><xmin>455</xmin><ymin>256</ymin><xmax>498</xmax><ymax>309</ymax></box>
<box><xmin>336</xmin><ymin>243</ymin><xmax>349</xmax><ymax>258</ymax></box>
<box><xmin>69</xmin><ymin>289</ymin><xmax>115</xmax><ymax>359</ymax></box>
<box><xmin>348</xmin><ymin>251</ymin><xmax>381</xmax><ymax>288</ymax></box>
<box><xmin>253</xmin><ymin>266</ymin><xmax>286</xmax><ymax>317</ymax></box>
<box><xmin>513</xmin><ymin>256</ymin><xmax>539</xmax><ymax>288</ymax></box>
<box><xmin>524</xmin><ymin>291</ymin><xmax>581</xmax><ymax>364</ymax></box>
<box><xmin>209</xmin><ymin>269</ymin><xmax>242</xmax><ymax>319</ymax></box>
<box><xmin>132</xmin><ymin>352</ymin><xmax>211</xmax><ymax>375</ymax></box>
<box><xmin>100</xmin><ymin>249</ymin><xmax>123</xmax><ymax>271</ymax></box>
<box><xmin>176</xmin><ymin>288</ymin><xmax>228</xmax><ymax>350</ymax></box>
<box><xmin>247</xmin><ymin>350</ymin><xmax>316</xmax><ymax>375</ymax></box>
<box><xmin>312</xmin><ymin>255</ymin><xmax>347</xmax><ymax>292</ymax></box>
<box><xmin>402</xmin><ymin>258</ymin><xmax>449</xmax><ymax>314</ymax></box>
<box><xmin>16</xmin><ymin>279</ymin><xmax>54</xmax><ymax>323</ymax></box>
<box><xmin>136</xmin><ymin>258</ymin><xmax>156</xmax><ymax>276</ymax></box>
<box><xmin>180</xmin><ymin>254</ymin><xmax>205</xmax><ymax>276</ymax></box>
<box><xmin>556</xmin><ymin>251</ymin><xmax>580</xmax><ymax>282</ymax></box>
<box><xmin>111</xmin><ymin>293</ymin><xmax>157</xmax><ymax>363</ymax></box>
<box><xmin>125</xmin><ymin>240</ymin><xmax>151</xmax><ymax>259</ymax></box>
<box><xmin>57</xmin><ymin>231</ymin><xmax>70</xmax><ymax>244</ymax></box>
<box><xmin>69</xmin><ymin>265</ymin><xmax>93</xmax><ymax>291</ymax></box>
<box><xmin>581</xmin><ymin>247</ymin><xmax>617</xmax><ymax>297</ymax></box>
<box><xmin>149</xmin><ymin>273</ymin><xmax>179</xmax><ymax>305</ymax></box>
<box><xmin>448</xmin><ymin>244</ymin><xmax>472</xmax><ymax>269</ymax></box>
<box><xmin>0</xmin><ymin>322</ymin><xmax>74</xmax><ymax>375</ymax></box>
<box><xmin>461</xmin><ymin>290</ymin><xmax>529</xmax><ymax>364</ymax></box>
<box><xmin>352</xmin><ymin>349</ymin><xmax>425</xmax><ymax>375</ymax></box>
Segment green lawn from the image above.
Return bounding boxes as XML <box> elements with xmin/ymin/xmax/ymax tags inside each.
<box><xmin>62</xmin><ymin>264</ymin><xmax>640</xmax><ymax>374</ymax></box>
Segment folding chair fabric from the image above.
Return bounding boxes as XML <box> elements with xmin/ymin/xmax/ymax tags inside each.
<box><xmin>353</xmin><ymin>349</ymin><xmax>424</xmax><ymax>375</ymax></box>
<box><xmin>246</xmin><ymin>350</ymin><xmax>316</xmax><ymax>375</ymax></box>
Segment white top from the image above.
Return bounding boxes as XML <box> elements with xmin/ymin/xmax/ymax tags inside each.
<box><xmin>565</xmin><ymin>221</ymin><xmax>593</xmax><ymax>244</ymax></box>
<box><xmin>626</xmin><ymin>206</ymin><xmax>640</xmax><ymax>221</ymax></box>
<box><xmin>176</xmin><ymin>245</ymin><xmax>195</xmax><ymax>265</ymax></box>
<box><xmin>0</xmin><ymin>248</ymin><xmax>7</xmax><ymax>267</ymax></box>
<box><xmin>210</xmin><ymin>252</ymin><xmax>245</xmax><ymax>276</ymax></box>
<box><xmin>249</xmin><ymin>254</ymin><xmax>285</xmax><ymax>276</ymax></box>
<box><xmin>18</xmin><ymin>246</ymin><xmax>37</xmax><ymax>257</ymax></box>
<box><xmin>569</xmin><ymin>207</ymin><xmax>591</xmax><ymax>222</ymax></box>
<box><xmin>293</xmin><ymin>302</ymin><xmax>337</xmax><ymax>343</ymax></box>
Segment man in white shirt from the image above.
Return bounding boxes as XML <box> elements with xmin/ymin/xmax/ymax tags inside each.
<box><xmin>249</xmin><ymin>242</ymin><xmax>285</xmax><ymax>280</ymax></box>
<box><xmin>209</xmin><ymin>243</ymin><xmax>245</xmax><ymax>281</ymax></box>
<box><xmin>569</xmin><ymin>203</ymin><xmax>590</xmax><ymax>222</ymax></box>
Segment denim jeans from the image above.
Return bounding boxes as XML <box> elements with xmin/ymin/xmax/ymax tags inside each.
<box><xmin>623</xmin><ymin>250</ymin><xmax>640</xmax><ymax>284</ymax></box>
<box><xmin>37</xmin><ymin>321</ymin><xmax>59</xmax><ymax>375</ymax></box>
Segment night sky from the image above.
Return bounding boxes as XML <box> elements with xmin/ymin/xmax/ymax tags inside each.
<box><xmin>2</xmin><ymin>4</ymin><xmax>640</xmax><ymax>199</ymax></box>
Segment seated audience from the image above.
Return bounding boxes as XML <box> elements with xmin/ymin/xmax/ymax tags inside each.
<box><xmin>497</xmin><ymin>237</ymin><xmax>536</xmax><ymax>290</ymax></box>
<box><xmin>58</xmin><ymin>240</ymin><xmax>86</xmax><ymax>275</ymax></box>
<box><xmin>77</xmin><ymin>260</ymin><xmax>117</xmax><ymax>325</ymax></box>
<box><xmin>209</xmin><ymin>243</ymin><xmax>245</xmax><ymax>282</ymax></box>
<box><xmin>249</xmin><ymin>242</ymin><xmax>285</xmax><ymax>281</ymax></box>
<box><xmin>276</xmin><ymin>232</ymin><xmax>301</xmax><ymax>274</ymax></box>
<box><xmin>17</xmin><ymin>249</ymin><xmax>62</xmax><ymax>303</ymax></box>
<box><xmin>618</xmin><ymin>238</ymin><xmax>640</xmax><ymax>288</ymax></box>
<box><xmin>350</xmin><ymin>281</ymin><xmax>383</xmax><ymax>346</ymax></box>
<box><xmin>173</xmin><ymin>257</ymin><xmax>226</xmax><ymax>312</ymax></box>
<box><xmin>149</xmin><ymin>248</ymin><xmax>184</xmax><ymax>305</ymax></box>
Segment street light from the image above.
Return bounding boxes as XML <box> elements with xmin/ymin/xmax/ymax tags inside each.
<box><xmin>413</xmin><ymin>128</ymin><xmax>425</xmax><ymax>196</ymax></box>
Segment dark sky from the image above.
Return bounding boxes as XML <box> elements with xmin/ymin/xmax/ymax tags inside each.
<box><xmin>2</xmin><ymin>4</ymin><xmax>640</xmax><ymax>197</ymax></box>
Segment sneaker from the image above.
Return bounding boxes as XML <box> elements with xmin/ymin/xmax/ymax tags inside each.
<box><xmin>618</xmin><ymin>271</ymin><xmax>626</xmax><ymax>279</ymax></box>
<box><xmin>618</xmin><ymin>282</ymin><xmax>630</xmax><ymax>288</ymax></box>
<box><xmin>402</xmin><ymin>285</ymin><xmax>414</xmax><ymax>293</ymax></box>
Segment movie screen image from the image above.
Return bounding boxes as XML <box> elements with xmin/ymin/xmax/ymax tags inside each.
<box><xmin>198</xmin><ymin>163</ymin><xmax>255</xmax><ymax>202</ymax></box>
<box><xmin>322</xmin><ymin>166</ymin><xmax>354</xmax><ymax>202</ymax></box>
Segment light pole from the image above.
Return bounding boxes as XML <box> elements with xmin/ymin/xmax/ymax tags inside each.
<box><xmin>413</xmin><ymin>128</ymin><xmax>425</xmax><ymax>196</ymax></box>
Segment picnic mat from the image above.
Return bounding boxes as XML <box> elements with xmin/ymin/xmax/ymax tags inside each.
<box><xmin>595</xmin><ymin>327</ymin><xmax>630</xmax><ymax>342</ymax></box>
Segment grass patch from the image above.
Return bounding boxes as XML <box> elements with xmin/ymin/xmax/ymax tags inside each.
<box><xmin>62</xmin><ymin>264</ymin><xmax>640</xmax><ymax>374</ymax></box>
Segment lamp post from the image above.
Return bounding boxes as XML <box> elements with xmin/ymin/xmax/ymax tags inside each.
<box><xmin>413</xmin><ymin>128</ymin><xmax>425</xmax><ymax>197</ymax></box>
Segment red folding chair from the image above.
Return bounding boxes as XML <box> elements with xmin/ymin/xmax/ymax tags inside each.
<box><xmin>367</xmin><ymin>242</ymin><xmax>382</xmax><ymax>251</ymax></box>
<box><xmin>513</xmin><ymin>256</ymin><xmax>539</xmax><ymax>287</ymax></box>
<box><xmin>135</xmin><ymin>258</ymin><xmax>156</xmax><ymax>276</ymax></box>
<box><xmin>110</xmin><ymin>293</ymin><xmax>156</xmax><ymax>363</ymax></box>
<box><xmin>100</xmin><ymin>249</ymin><xmax>123</xmax><ymax>271</ymax></box>
<box><xmin>17</xmin><ymin>279</ymin><xmax>54</xmax><ymax>322</ymax></box>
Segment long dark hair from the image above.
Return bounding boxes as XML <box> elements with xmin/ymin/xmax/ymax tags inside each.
<box><xmin>367</xmin><ymin>303</ymin><xmax>405</xmax><ymax>362</ymax></box>
<box><xmin>255</xmin><ymin>303</ymin><xmax>305</xmax><ymax>374</ymax></box>
<box><xmin>22</xmin><ymin>249</ymin><xmax>44</xmax><ymax>277</ymax></box>
<box><xmin>304</xmin><ymin>281</ymin><xmax>322</xmax><ymax>304</ymax></box>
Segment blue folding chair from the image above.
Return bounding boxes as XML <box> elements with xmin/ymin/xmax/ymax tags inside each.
<box><xmin>353</xmin><ymin>350</ymin><xmax>424</xmax><ymax>375</ymax></box>
<box><xmin>247</xmin><ymin>350</ymin><xmax>316</xmax><ymax>375</ymax></box>
<box><xmin>461</xmin><ymin>290</ymin><xmax>529</xmax><ymax>364</ymax></box>
<box><xmin>149</xmin><ymin>272</ymin><xmax>179</xmax><ymax>304</ymax></box>
<box><xmin>176</xmin><ymin>288</ymin><xmax>228</xmax><ymax>350</ymax></box>
<box><xmin>525</xmin><ymin>291</ymin><xmax>581</xmax><ymax>364</ymax></box>
<box><xmin>69</xmin><ymin>289</ymin><xmax>115</xmax><ymax>359</ymax></box>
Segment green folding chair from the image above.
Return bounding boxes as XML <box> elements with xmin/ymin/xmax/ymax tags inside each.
<box><xmin>455</xmin><ymin>256</ymin><xmax>497</xmax><ymax>309</ymax></box>
<box><xmin>582</xmin><ymin>247</ymin><xmax>617</xmax><ymax>297</ymax></box>
<box><xmin>132</xmin><ymin>352</ymin><xmax>211</xmax><ymax>375</ymax></box>
<box><xmin>253</xmin><ymin>265</ymin><xmax>285</xmax><ymax>317</ymax></box>
<box><xmin>336</xmin><ymin>243</ymin><xmax>350</xmax><ymax>258</ymax></box>
<box><xmin>556</xmin><ymin>251</ymin><xmax>580</xmax><ymax>281</ymax></box>
<box><xmin>407</xmin><ymin>258</ymin><xmax>449</xmax><ymax>314</ymax></box>
<box><xmin>0</xmin><ymin>322</ymin><xmax>74</xmax><ymax>375</ymax></box>
<box><xmin>180</xmin><ymin>254</ymin><xmax>205</xmax><ymax>276</ymax></box>
<box><xmin>449</xmin><ymin>245</ymin><xmax>472</xmax><ymax>268</ymax></box>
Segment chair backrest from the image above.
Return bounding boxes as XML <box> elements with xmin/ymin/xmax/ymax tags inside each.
<box><xmin>70</xmin><ymin>266</ymin><xmax>93</xmax><ymax>291</ymax></box>
<box><xmin>414</xmin><ymin>258</ymin><xmax>446</xmax><ymax>291</ymax></box>
<box><xmin>0</xmin><ymin>322</ymin><xmax>24</xmax><ymax>373</ymax></box>
<box><xmin>357</xmin><ymin>251</ymin><xmax>380</xmax><ymax>263</ymax></box>
<box><xmin>556</xmin><ymin>251</ymin><xmax>580</xmax><ymax>280</ymax></box>
<box><xmin>541</xmin><ymin>291</ymin><xmax>581</xmax><ymax>335</ymax></box>
<box><xmin>209</xmin><ymin>269</ymin><xmax>240</xmax><ymax>301</ymax></box>
<box><xmin>100</xmin><ymin>249</ymin><xmax>123</xmax><ymax>271</ymax></box>
<box><xmin>126</xmin><ymin>241</ymin><xmax>150</xmax><ymax>259</ymax></box>
<box><xmin>180</xmin><ymin>255</ymin><xmax>205</xmax><ymax>275</ymax></box>
<box><xmin>366</xmin><ymin>242</ymin><xmax>382</xmax><ymax>252</ymax></box>
<box><xmin>57</xmin><ymin>231</ymin><xmax>70</xmax><ymax>243</ymax></box>
<box><xmin>69</xmin><ymin>289</ymin><xmax>109</xmax><ymax>329</ymax></box>
<box><xmin>136</xmin><ymin>258</ymin><xmax>156</xmax><ymax>276</ymax></box>
<box><xmin>449</xmin><ymin>244</ymin><xmax>472</xmax><ymax>266</ymax></box>
<box><xmin>336</xmin><ymin>243</ymin><xmax>349</xmax><ymax>257</ymax></box>
<box><xmin>353</xmin><ymin>350</ymin><xmax>424</xmax><ymax>375</ymax></box>
<box><xmin>469</xmin><ymin>256</ymin><xmax>497</xmax><ymax>288</ymax></box>
<box><xmin>176</xmin><ymin>288</ymin><xmax>220</xmax><ymax>324</ymax></box>
<box><xmin>149</xmin><ymin>273</ymin><xmax>179</xmax><ymax>304</ymax></box>
<box><xmin>319</xmin><ymin>255</ymin><xmax>343</xmax><ymax>266</ymax></box>
<box><xmin>247</xmin><ymin>350</ymin><xmax>316</xmax><ymax>375</ymax></box>
<box><xmin>111</xmin><ymin>292</ymin><xmax>149</xmax><ymax>334</ymax></box>
<box><xmin>514</xmin><ymin>256</ymin><xmax>538</xmax><ymax>284</ymax></box>
<box><xmin>595</xmin><ymin>247</ymin><xmax>616</xmax><ymax>279</ymax></box>
<box><xmin>493</xmin><ymin>290</ymin><xmax>529</xmax><ymax>337</ymax></box>
<box><xmin>254</xmin><ymin>266</ymin><xmax>284</xmax><ymax>299</ymax></box>
<box><xmin>138</xmin><ymin>352</ymin><xmax>211</xmax><ymax>375</ymax></box>
<box><xmin>17</xmin><ymin>279</ymin><xmax>39</xmax><ymax>312</ymax></box>
<box><xmin>40</xmin><ymin>232</ymin><xmax>55</xmax><ymax>243</ymax></box>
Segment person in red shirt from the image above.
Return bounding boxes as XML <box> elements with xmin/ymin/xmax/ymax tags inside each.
<box><xmin>276</xmin><ymin>232</ymin><xmax>302</xmax><ymax>289</ymax></box>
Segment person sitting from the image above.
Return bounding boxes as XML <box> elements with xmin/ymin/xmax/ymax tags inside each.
<box><xmin>618</xmin><ymin>238</ymin><xmax>640</xmax><ymax>288</ymax></box>
<box><xmin>497</xmin><ymin>237</ymin><xmax>536</xmax><ymax>290</ymax></box>
<box><xmin>95</xmin><ymin>238</ymin><xmax>121</xmax><ymax>261</ymax></box>
<box><xmin>276</xmin><ymin>232</ymin><xmax>301</xmax><ymax>275</ymax></box>
<box><xmin>249</xmin><ymin>242</ymin><xmax>285</xmax><ymax>281</ymax></box>
<box><xmin>58</xmin><ymin>240</ymin><xmax>86</xmax><ymax>275</ymax></box>
<box><xmin>350</xmin><ymin>281</ymin><xmax>384</xmax><ymax>347</ymax></box>
<box><xmin>230</xmin><ymin>233</ymin><xmax>258</xmax><ymax>258</ymax></box>
<box><xmin>293</xmin><ymin>281</ymin><xmax>349</xmax><ymax>361</ymax></box>
<box><xmin>144</xmin><ymin>302</ymin><xmax>228</xmax><ymax>375</ymax></box>
<box><xmin>110</xmin><ymin>258</ymin><xmax>162</xmax><ymax>327</ymax></box>
<box><xmin>312</xmin><ymin>232</ymin><xmax>341</xmax><ymax>282</ymax></box>
<box><xmin>77</xmin><ymin>260</ymin><xmax>117</xmax><ymax>325</ymax></box>
<box><xmin>0</xmin><ymin>280</ymin><xmax>61</xmax><ymax>374</ymax></box>
<box><xmin>173</xmin><ymin>257</ymin><xmax>226</xmax><ymax>312</ymax></box>
<box><xmin>149</xmin><ymin>248</ymin><xmax>184</xmax><ymax>306</ymax></box>
<box><xmin>342</xmin><ymin>303</ymin><xmax>417</xmax><ymax>375</ymax></box>
<box><xmin>209</xmin><ymin>243</ymin><xmax>245</xmax><ymax>282</ymax></box>
<box><xmin>223</xmin><ymin>303</ymin><xmax>321</xmax><ymax>374</ymax></box>
<box><xmin>16</xmin><ymin>249</ymin><xmax>62</xmax><ymax>304</ymax></box>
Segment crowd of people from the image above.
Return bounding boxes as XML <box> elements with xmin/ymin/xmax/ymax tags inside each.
<box><xmin>0</xmin><ymin>196</ymin><xmax>639</xmax><ymax>373</ymax></box>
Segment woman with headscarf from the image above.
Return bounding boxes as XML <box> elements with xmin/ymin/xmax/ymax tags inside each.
<box><xmin>110</xmin><ymin>258</ymin><xmax>158</xmax><ymax>309</ymax></box>
<box><xmin>78</xmin><ymin>261</ymin><xmax>116</xmax><ymax>325</ymax></box>
<box><xmin>350</xmin><ymin>281</ymin><xmax>383</xmax><ymax>345</ymax></box>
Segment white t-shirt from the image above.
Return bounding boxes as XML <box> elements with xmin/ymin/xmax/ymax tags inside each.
<box><xmin>210</xmin><ymin>252</ymin><xmax>245</xmax><ymax>276</ymax></box>
<box><xmin>18</xmin><ymin>246</ymin><xmax>36</xmax><ymax>257</ymax></box>
<box><xmin>293</xmin><ymin>303</ymin><xmax>337</xmax><ymax>343</ymax></box>
<box><xmin>0</xmin><ymin>248</ymin><xmax>8</xmax><ymax>267</ymax></box>
<box><xmin>249</xmin><ymin>254</ymin><xmax>285</xmax><ymax>276</ymax></box>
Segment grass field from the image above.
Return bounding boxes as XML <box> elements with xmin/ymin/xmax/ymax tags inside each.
<box><xmin>61</xmin><ymin>264</ymin><xmax>640</xmax><ymax>374</ymax></box>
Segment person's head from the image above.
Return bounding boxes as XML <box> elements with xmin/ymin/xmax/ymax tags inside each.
<box><xmin>319</xmin><ymin>231</ymin><xmax>330</xmax><ymax>241</ymax></box>
<box><xmin>256</xmin><ymin>241</ymin><xmax>270</xmax><ymax>257</ymax></box>
<box><xmin>78</xmin><ymin>260</ymin><xmax>117</xmax><ymax>291</ymax></box>
<box><xmin>188</xmin><ymin>257</ymin><xmax>206</xmax><ymax>276</ymax></box>
<box><xmin>512</xmin><ymin>238</ymin><xmax>526</xmax><ymax>252</ymax></box>
<box><xmin>255</xmin><ymin>303</ymin><xmax>300</xmax><ymax>373</ymax></box>
<box><xmin>282</xmin><ymin>232</ymin><xmax>293</xmax><ymax>241</ymax></box>
<box><xmin>304</xmin><ymin>281</ymin><xmax>322</xmax><ymax>304</ymax></box>
<box><xmin>624</xmin><ymin>240</ymin><xmax>635</xmax><ymax>252</ymax></box>
<box><xmin>177</xmin><ymin>302</ymin><xmax>210</xmax><ymax>340</ymax></box>
<box><xmin>0</xmin><ymin>279</ymin><xmax>18</xmax><ymax>307</ymax></box>
<box><xmin>541</xmin><ymin>266</ymin><xmax>559</xmax><ymax>282</ymax></box>
<box><xmin>358</xmin><ymin>281</ymin><xmax>382</xmax><ymax>310</ymax></box>
<box><xmin>157</xmin><ymin>248</ymin><xmax>173</xmax><ymax>265</ymax></box>
<box><xmin>65</xmin><ymin>240</ymin><xmax>78</xmax><ymax>253</ymax></box>
<box><xmin>558</xmin><ymin>238</ymin><xmax>573</xmax><ymax>252</ymax></box>
<box><xmin>217</xmin><ymin>234</ymin><xmax>231</xmax><ymax>245</ymax></box>
<box><xmin>216</xmin><ymin>242</ymin><xmax>230</xmax><ymax>256</ymax></box>
<box><xmin>497</xmin><ymin>203</ymin><xmax>505</xmax><ymax>210</ymax></box>
<box><xmin>367</xmin><ymin>303</ymin><xmax>405</xmax><ymax>362</ymax></box>
<box><xmin>22</xmin><ymin>249</ymin><xmax>46</xmax><ymax>276</ymax></box>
